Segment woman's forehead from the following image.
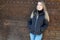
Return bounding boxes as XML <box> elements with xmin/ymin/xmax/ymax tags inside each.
<box><xmin>37</xmin><ymin>2</ymin><xmax>42</xmax><ymax>5</ymax></box>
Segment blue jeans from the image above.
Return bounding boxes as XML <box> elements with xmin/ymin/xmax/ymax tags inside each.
<box><xmin>30</xmin><ymin>33</ymin><xmax>43</xmax><ymax>40</ymax></box>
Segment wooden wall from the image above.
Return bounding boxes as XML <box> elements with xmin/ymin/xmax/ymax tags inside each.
<box><xmin>0</xmin><ymin>0</ymin><xmax>60</xmax><ymax>40</ymax></box>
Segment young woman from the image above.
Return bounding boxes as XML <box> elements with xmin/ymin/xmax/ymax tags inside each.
<box><xmin>28</xmin><ymin>1</ymin><xmax>49</xmax><ymax>40</ymax></box>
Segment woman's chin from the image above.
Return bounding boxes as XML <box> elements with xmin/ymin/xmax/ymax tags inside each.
<box><xmin>37</xmin><ymin>9</ymin><xmax>43</xmax><ymax>11</ymax></box>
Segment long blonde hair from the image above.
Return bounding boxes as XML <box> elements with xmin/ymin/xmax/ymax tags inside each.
<box><xmin>30</xmin><ymin>1</ymin><xmax>50</xmax><ymax>22</ymax></box>
<box><xmin>41</xmin><ymin>2</ymin><xmax>50</xmax><ymax>22</ymax></box>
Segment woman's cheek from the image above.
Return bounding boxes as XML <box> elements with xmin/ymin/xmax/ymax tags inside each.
<box><xmin>37</xmin><ymin>6</ymin><xmax>43</xmax><ymax>10</ymax></box>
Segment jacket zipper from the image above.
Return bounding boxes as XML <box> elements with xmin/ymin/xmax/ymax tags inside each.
<box><xmin>34</xmin><ymin>13</ymin><xmax>39</xmax><ymax>33</ymax></box>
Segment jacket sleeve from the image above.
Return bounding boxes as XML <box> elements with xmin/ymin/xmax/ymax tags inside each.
<box><xmin>27</xmin><ymin>11</ymin><xmax>34</xmax><ymax>29</ymax></box>
<box><xmin>41</xmin><ymin>9</ymin><xmax>50</xmax><ymax>33</ymax></box>
<box><xmin>40</xmin><ymin>19</ymin><xmax>49</xmax><ymax>32</ymax></box>
<box><xmin>28</xmin><ymin>18</ymin><xmax>32</xmax><ymax>26</ymax></box>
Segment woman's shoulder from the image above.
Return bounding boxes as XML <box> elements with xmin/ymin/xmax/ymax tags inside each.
<box><xmin>32</xmin><ymin>9</ymin><xmax>37</xmax><ymax>13</ymax></box>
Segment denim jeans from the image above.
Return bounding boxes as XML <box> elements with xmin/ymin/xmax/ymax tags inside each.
<box><xmin>30</xmin><ymin>33</ymin><xmax>43</xmax><ymax>40</ymax></box>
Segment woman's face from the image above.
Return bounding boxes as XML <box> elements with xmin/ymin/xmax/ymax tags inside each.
<box><xmin>36</xmin><ymin>2</ymin><xmax>44</xmax><ymax>11</ymax></box>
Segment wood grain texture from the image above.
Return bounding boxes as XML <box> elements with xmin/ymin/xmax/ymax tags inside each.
<box><xmin>0</xmin><ymin>0</ymin><xmax>60</xmax><ymax>40</ymax></box>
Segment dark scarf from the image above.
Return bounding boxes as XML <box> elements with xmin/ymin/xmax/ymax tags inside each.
<box><xmin>33</xmin><ymin>9</ymin><xmax>44</xmax><ymax>16</ymax></box>
<box><xmin>37</xmin><ymin>9</ymin><xmax>44</xmax><ymax>13</ymax></box>
<box><xmin>37</xmin><ymin>9</ymin><xmax>44</xmax><ymax>16</ymax></box>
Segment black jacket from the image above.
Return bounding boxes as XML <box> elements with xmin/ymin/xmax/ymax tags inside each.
<box><xmin>28</xmin><ymin>9</ymin><xmax>49</xmax><ymax>35</ymax></box>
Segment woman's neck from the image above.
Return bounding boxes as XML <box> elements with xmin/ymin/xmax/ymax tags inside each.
<box><xmin>37</xmin><ymin>9</ymin><xmax>44</xmax><ymax>13</ymax></box>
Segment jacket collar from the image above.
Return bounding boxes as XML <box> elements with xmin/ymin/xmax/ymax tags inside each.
<box><xmin>33</xmin><ymin>9</ymin><xmax>44</xmax><ymax>16</ymax></box>
<box><xmin>36</xmin><ymin>9</ymin><xmax>44</xmax><ymax>16</ymax></box>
